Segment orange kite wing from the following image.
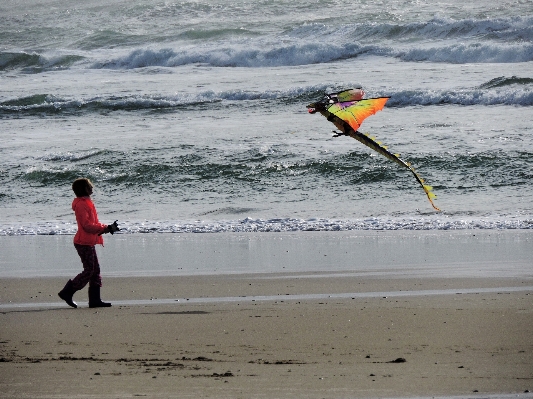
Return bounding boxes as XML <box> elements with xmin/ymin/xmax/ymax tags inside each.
<box><xmin>327</xmin><ymin>97</ymin><xmax>390</xmax><ymax>131</ymax></box>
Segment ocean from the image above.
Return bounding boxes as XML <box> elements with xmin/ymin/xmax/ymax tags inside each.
<box><xmin>1</xmin><ymin>0</ymin><xmax>533</xmax><ymax>235</ymax></box>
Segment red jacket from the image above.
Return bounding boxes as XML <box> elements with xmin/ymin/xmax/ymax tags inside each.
<box><xmin>72</xmin><ymin>197</ymin><xmax>107</xmax><ymax>246</ymax></box>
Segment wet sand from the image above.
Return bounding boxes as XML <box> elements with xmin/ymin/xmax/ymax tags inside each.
<box><xmin>1</xmin><ymin>231</ymin><xmax>532</xmax><ymax>398</ymax></box>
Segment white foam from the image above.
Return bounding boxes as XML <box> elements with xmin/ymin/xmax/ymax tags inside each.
<box><xmin>1</xmin><ymin>216</ymin><xmax>532</xmax><ymax>236</ymax></box>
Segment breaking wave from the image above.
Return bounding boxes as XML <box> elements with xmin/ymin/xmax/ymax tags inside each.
<box><xmin>1</xmin><ymin>77</ymin><xmax>531</xmax><ymax>117</ymax></box>
<box><xmin>1</xmin><ymin>216</ymin><xmax>532</xmax><ymax>236</ymax></box>
<box><xmin>0</xmin><ymin>51</ymin><xmax>85</xmax><ymax>73</ymax></box>
<box><xmin>2</xmin><ymin>15</ymin><xmax>532</xmax><ymax>73</ymax></box>
<box><xmin>96</xmin><ymin>41</ymin><xmax>533</xmax><ymax>69</ymax></box>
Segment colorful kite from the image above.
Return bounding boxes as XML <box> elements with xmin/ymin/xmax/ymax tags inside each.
<box><xmin>307</xmin><ymin>88</ymin><xmax>440</xmax><ymax>211</ymax></box>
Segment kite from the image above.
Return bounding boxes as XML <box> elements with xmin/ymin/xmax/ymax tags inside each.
<box><xmin>307</xmin><ymin>88</ymin><xmax>440</xmax><ymax>211</ymax></box>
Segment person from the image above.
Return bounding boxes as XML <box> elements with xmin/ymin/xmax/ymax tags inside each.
<box><xmin>58</xmin><ymin>178</ymin><xmax>119</xmax><ymax>308</ymax></box>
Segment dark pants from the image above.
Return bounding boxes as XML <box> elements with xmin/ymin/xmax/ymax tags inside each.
<box><xmin>71</xmin><ymin>244</ymin><xmax>102</xmax><ymax>290</ymax></box>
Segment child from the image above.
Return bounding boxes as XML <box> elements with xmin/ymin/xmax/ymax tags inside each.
<box><xmin>58</xmin><ymin>178</ymin><xmax>119</xmax><ymax>308</ymax></box>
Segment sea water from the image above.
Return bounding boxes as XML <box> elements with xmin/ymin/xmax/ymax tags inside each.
<box><xmin>1</xmin><ymin>0</ymin><xmax>533</xmax><ymax>235</ymax></box>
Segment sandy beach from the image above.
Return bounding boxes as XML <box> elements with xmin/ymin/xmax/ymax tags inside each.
<box><xmin>1</xmin><ymin>231</ymin><xmax>532</xmax><ymax>398</ymax></box>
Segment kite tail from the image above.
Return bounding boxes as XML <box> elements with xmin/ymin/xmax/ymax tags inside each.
<box><xmin>349</xmin><ymin>131</ymin><xmax>441</xmax><ymax>211</ymax></box>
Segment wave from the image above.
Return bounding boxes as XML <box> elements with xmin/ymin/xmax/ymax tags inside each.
<box><xmin>0</xmin><ymin>93</ymin><xmax>222</xmax><ymax>115</ymax></box>
<box><xmin>395</xmin><ymin>42</ymin><xmax>533</xmax><ymax>64</ymax></box>
<box><xmin>37</xmin><ymin>149</ymin><xmax>106</xmax><ymax>162</ymax></box>
<box><xmin>75</xmin><ymin>14</ymin><xmax>533</xmax><ymax>67</ymax></box>
<box><xmin>94</xmin><ymin>43</ymin><xmax>372</xmax><ymax>69</ymax></box>
<box><xmin>1</xmin><ymin>78</ymin><xmax>531</xmax><ymax>117</ymax></box>
<box><xmin>1</xmin><ymin>216</ymin><xmax>531</xmax><ymax>236</ymax></box>
<box><xmin>0</xmin><ymin>51</ymin><xmax>85</xmax><ymax>73</ymax></box>
<box><xmin>2</xmin><ymin>16</ymin><xmax>532</xmax><ymax>73</ymax></box>
<box><xmin>3</xmin><ymin>144</ymin><xmax>532</xmax><ymax>233</ymax></box>
<box><xmin>385</xmin><ymin>86</ymin><xmax>533</xmax><ymax>107</ymax></box>
<box><xmin>10</xmin><ymin>146</ymin><xmax>532</xmax><ymax>194</ymax></box>
<box><xmin>338</xmin><ymin>15</ymin><xmax>533</xmax><ymax>43</ymax></box>
<box><xmin>14</xmin><ymin>150</ymin><xmax>397</xmax><ymax>187</ymax></box>
<box><xmin>479</xmin><ymin>76</ymin><xmax>533</xmax><ymax>89</ymax></box>
<box><xmin>94</xmin><ymin>40</ymin><xmax>533</xmax><ymax>70</ymax></box>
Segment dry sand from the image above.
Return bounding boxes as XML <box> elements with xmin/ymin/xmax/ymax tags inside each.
<box><xmin>1</xmin><ymin>231</ymin><xmax>532</xmax><ymax>398</ymax></box>
<box><xmin>1</xmin><ymin>274</ymin><xmax>532</xmax><ymax>399</ymax></box>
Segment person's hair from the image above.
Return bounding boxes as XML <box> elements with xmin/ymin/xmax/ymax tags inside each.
<box><xmin>72</xmin><ymin>178</ymin><xmax>93</xmax><ymax>197</ymax></box>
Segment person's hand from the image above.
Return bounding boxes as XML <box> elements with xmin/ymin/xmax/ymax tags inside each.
<box><xmin>107</xmin><ymin>220</ymin><xmax>120</xmax><ymax>235</ymax></box>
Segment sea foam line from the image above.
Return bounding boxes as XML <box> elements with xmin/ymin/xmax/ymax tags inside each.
<box><xmin>1</xmin><ymin>217</ymin><xmax>532</xmax><ymax>236</ymax></box>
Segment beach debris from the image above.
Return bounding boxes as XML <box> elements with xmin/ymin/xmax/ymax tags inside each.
<box><xmin>369</xmin><ymin>357</ymin><xmax>407</xmax><ymax>364</ymax></box>
<box><xmin>180</xmin><ymin>356</ymin><xmax>214</xmax><ymax>362</ymax></box>
<box><xmin>389</xmin><ymin>357</ymin><xmax>407</xmax><ymax>363</ymax></box>
<box><xmin>249</xmin><ymin>359</ymin><xmax>305</xmax><ymax>365</ymax></box>
<box><xmin>308</xmin><ymin>88</ymin><xmax>440</xmax><ymax>211</ymax></box>
<box><xmin>212</xmin><ymin>371</ymin><xmax>233</xmax><ymax>377</ymax></box>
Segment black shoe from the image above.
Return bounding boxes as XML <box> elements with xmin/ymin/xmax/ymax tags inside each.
<box><xmin>88</xmin><ymin>285</ymin><xmax>112</xmax><ymax>308</ymax></box>
<box><xmin>58</xmin><ymin>280</ymin><xmax>78</xmax><ymax>308</ymax></box>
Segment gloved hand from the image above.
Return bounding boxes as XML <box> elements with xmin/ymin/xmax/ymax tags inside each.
<box><xmin>108</xmin><ymin>220</ymin><xmax>120</xmax><ymax>235</ymax></box>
